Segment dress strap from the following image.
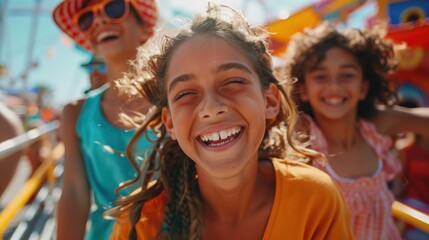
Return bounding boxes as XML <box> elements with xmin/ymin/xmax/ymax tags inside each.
<box><xmin>357</xmin><ymin>119</ymin><xmax>401</xmax><ymax>180</ymax></box>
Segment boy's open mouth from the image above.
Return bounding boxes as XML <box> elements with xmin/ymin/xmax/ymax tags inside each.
<box><xmin>97</xmin><ymin>31</ymin><xmax>120</xmax><ymax>43</ymax></box>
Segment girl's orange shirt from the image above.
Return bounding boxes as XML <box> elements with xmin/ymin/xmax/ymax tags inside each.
<box><xmin>111</xmin><ymin>159</ymin><xmax>354</xmax><ymax>239</ymax></box>
<box><xmin>110</xmin><ymin>190</ymin><xmax>165</xmax><ymax>240</ymax></box>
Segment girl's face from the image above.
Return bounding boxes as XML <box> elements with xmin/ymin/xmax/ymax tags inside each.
<box><xmin>162</xmin><ymin>35</ymin><xmax>280</xmax><ymax>179</ymax></box>
<box><xmin>301</xmin><ymin>47</ymin><xmax>368</xmax><ymax>121</ymax></box>
<box><xmin>83</xmin><ymin>0</ymin><xmax>150</xmax><ymax>60</ymax></box>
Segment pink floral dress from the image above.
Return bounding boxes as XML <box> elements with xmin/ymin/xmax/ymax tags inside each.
<box><xmin>304</xmin><ymin>114</ymin><xmax>402</xmax><ymax>240</ymax></box>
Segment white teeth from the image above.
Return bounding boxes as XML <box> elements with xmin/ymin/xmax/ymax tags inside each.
<box><xmin>325</xmin><ymin>98</ymin><xmax>343</xmax><ymax>104</ymax></box>
<box><xmin>220</xmin><ymin>131</ymin><xmax>228</xmax><ymax>140</ymax></box>
<box><xmin>97</xmin><ymin>31</ymin><xmax>119</xmax><ymax>42</ymax></box>
<box><xmin>212</xmin><ymin>133</ymin><xmax>219</xmax><ymax>141</ymax></box>
<box><xmin>199</xmin><ymin>127</ymin><xmax>241</xmax><ymax>142</ymax></box>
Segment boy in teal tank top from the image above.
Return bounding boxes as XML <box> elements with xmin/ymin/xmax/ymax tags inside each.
<box><xmin>52</xmin><ymin>1</ymin><xmax>158</xmax><ymax>239</ymax></box>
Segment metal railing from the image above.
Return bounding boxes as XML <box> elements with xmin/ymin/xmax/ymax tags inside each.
<box><xmin>0</xmin><ymin>121</ymin><xmax>59</xmax><ymax>162</ymax></box>
<box><xmin>0</xmin><ymin>120</ymin><xmax>428</xmax><ymax>238</ymax></box>
<box><xmin>0</xmin><ymin>121</ymin><xmax>62</xmax><ymax>239</ymax></box>
<box><xmin>392</xmin><ymin>201</ymin><xmax>429</xmax><ymax>233</ymax></box>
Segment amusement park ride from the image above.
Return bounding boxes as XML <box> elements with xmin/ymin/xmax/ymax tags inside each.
<box><xmin>0</xmin><ymin>0</ymin><xmax>47</xmax><ymax>87</ymax></box>
<box><xmin>0</xmin><ymin>0</ymin><xmax>428</xmax><ymax>239</ymax></box>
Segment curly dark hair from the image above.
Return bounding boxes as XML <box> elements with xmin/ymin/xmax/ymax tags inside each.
<box><xmin>284</xmin><ymin>22</ymin><xmax>399</xmax><ymax>119</ymax></box>
<box><xmin>106</xmin><ymin>3</ymin><xmax>321</xmax><ymax>240</ymax></box>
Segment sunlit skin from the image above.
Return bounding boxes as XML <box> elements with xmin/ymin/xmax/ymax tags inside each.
<box><xmin>162</xmin><ymin>34</ymin><xmax>277</xmax><ymax>180</ymax></box>
<box><xmin>300</xmin><ymin>48</ymin><xmax>429</xmax><ymax>180</ymax></box>
<box><xmin>0</xmin><ymin>104</ymin><xmax>24</xmax><ymax>197</ymax></box>
<box><xmin>82</xmin><ymin>0</ymin><xmax>151</xmax><ymax>128</ymax></box>
<box><xmin>302</xmin><ymin>47</ymin><xmax>368</xmax><ymax>123</ymax></box>
<box><xmin>86</xmin><ymin>0</ymin><xmax>149</xmax><ymax>66</ymax></box>
<box><xmin>88</xmin><ymin>63</ymin><xmax>108</xmax><ymax>91</ymax></box>
<box><xmin>301</xmin><ymin>47</ymin><xmax>379</xmax><ymax>178</ymax></box>
<box><xmin>89</xmin><ymin>70</ymin><xmax>107</xmax><ymax>90</ymax></box>
<box><xmin>161</xmin><ymin>34</ymin><xmax>280</xmax><ymax>238</ymax></box>
<box><xmin>57</xmin><ymin>1</ymin><xmax>152</xmax><ymax>239</ymax></box>
<box><xmin>282</xmin><ymin>23</ymin><xmax>429</xmax><ymax>240</ymax></box>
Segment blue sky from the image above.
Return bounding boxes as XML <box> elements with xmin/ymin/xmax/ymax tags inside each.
<box><xmin>1</xmin><ymin>0</ymin><xmax>89</xmax><ymax>106</ymax></box>
<box><xmin>0</xmin><ymin>0</ymin><xmax>373</xmax><ymax>106</ymax></box>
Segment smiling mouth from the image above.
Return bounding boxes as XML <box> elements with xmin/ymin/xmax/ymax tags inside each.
<box><xmin>97</xmin><ymin>31</ymin><xmax>120</xmax><ymax>43</ymax></box>
<box><xmin>199</xmin><ymin>126</ymin><xmax>242</xmax><ymax>147</ymax></box>
<box><xmin>323</xmin><ymin>97</ymin><xmax>345</xmax><ymax>105</ymax></box>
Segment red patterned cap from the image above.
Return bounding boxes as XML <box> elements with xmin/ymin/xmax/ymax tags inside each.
<box><xmin>52</xmin><ymin>0</ymin><xmax>158</xmax><ymax>52</ymax></box>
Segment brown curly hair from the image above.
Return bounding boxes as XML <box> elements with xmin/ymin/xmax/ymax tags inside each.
<box><xmin>106</xmin><ymin>3</ymin><xmax>321</xmax><ymax>240</ymax></box>
<box><xmin>284</xmin><ymin>22</ymin><xmax>399</xmax><ymax>119</ymax></box>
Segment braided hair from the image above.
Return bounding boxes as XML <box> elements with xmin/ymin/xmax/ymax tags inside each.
<box><xmin>106</xmin><ymin>3</ymin><xmax>320</xmax><ymax>239</ymax></box>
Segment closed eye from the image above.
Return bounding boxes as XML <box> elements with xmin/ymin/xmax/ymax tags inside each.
<box><xmin>174</xmin><ymin>89</ymin><xmax>198</xmax><ymax>101</ymax></box>
<box><xmin>223</xmin><ymin>78</ymin><xmax>246</xmax><ymax>85</ymax></box>
<box><xmin>312</xmin><ymin>74</ymin><xmax>327</xmax><ymax>81</ymax></box>
<box><xmin>220</xmin><ymin>78</ymin><xmax>248</xmax><ymax>93</ymax></box>
<box><xmin>341</xmin><ymin>73</ymin><xmax>356</xmax><ymax>78</ymax></box>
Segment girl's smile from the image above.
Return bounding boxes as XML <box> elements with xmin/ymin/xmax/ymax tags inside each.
<box><xmin>162</xmin><ymin>34</ymin><xmax>274</xmax><ymax>178</ymax></box>
<box><xmin>198</xmin><ymin>125</ymin><xmax>244</xmax><ymax>150</ymax></box>
<box><xmin>302</xmin><ymin>47</ymin><xmax>368</xmax><ymax>121</ymax></box>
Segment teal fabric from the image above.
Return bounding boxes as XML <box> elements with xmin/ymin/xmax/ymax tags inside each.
<box><xmin>76</xmin><ymin>87</ymin><xmax>155</xmax><ymax>240</ymax></box>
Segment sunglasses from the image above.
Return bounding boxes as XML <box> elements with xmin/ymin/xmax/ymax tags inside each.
<box><xmin>73</xmin><ymin>0</ymin><xmax>130</xmax><ymax>32</ymax></box>
<box><xmin>84</xmin><ymin>63</ymin><xmax>107</xmax><ymax>74</ymax></box>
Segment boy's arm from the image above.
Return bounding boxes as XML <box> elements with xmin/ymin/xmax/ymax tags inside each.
<box><xmin>57</xmin><ymin>100</ymin><xmax>91</xmax><ymax>240</ymax></box>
